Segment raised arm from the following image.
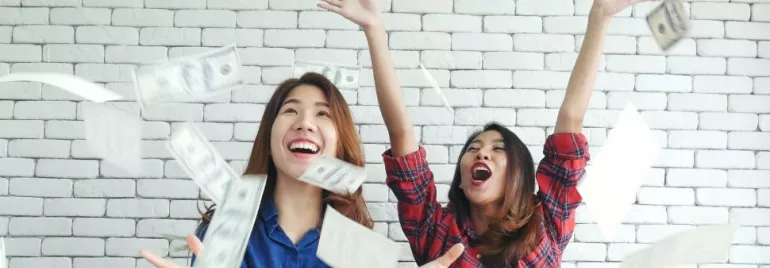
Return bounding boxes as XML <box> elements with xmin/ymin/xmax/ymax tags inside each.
<box><xmin>555</xmin><ymin>0</ymin><xmax>648</xmax><ymax>133</ymax></box>
<box><xmin>318</xmin><ymin>0</ymin><xmax>418</xmax><ymax>157</ymax></box>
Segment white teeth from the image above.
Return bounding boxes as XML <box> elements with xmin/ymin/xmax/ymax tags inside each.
<box><xmin>473</xmin><ymin>166</ymin><xmax>490</xmax><ymax>172</ymax></box>
<box><xmin>289</xmin><ymin>142</ymin><xmax>319</xmax><ymax>152</ymax></box>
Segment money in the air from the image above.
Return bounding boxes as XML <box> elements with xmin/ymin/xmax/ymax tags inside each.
<box><xmin>167</xmin><ymin>123</ymin><xmax>239</xmax><ymax>205</ymax></box>
<box><xmin>83</xmin><ymin>103</ymin><xmax>143</xmax><ymax>176</ymax></box>
<box><xmin>293</xmin><ymin>60</ymin><xmax>361</xmax><ymax>90</ymax></box>
<box><xmin>317</xmin><ymin>205</ymin><xmax>400</xmax><ymax>268</ymax></box>
<box><xmin>194</xmin><ymin>175</ymin><xmax>268</xmax><ymax>268</ymax></box>
<box><xmin>132</xmin><ymin>44</ymin><xmax>242</xmax><ymax>110</ymax></box>
<box><xmin>646</xmin><ymin>0</ymin><xmax>690</xmax><ymax>51</ymax></box>
<box><xmin>419</xmin><ymin>63</ymin><xmax>453</xmax><ymax>113</ymax></box>
<box><xmin>620</xmin><ymin>224</ymin><xmax>738</xmax><ymax>268</ymax></box>
<box><xmin>0</xmin><ymin>237</ymin><xmax>5</xmax><ymax>268</ymax></box>
<box><xmin>0</xmin><ymin>72</ymin><xmax>123</xmax><ymax>103</ymax></box>
<box><xmin>298</xmin><ymin>155</ymin><xmax>366</xmax><ymax>195</ymax></box>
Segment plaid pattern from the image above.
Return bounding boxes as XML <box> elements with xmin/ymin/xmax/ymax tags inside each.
<box><xmin>383</xmin><ymin>133</ymin><xmax>590</xmax><ymax>268</ymax></box>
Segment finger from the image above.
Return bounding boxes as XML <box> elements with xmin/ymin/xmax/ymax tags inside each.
<box><xmin>140</xmin><ymin>249</ymin><xmax>179</xmax><ymax>268</ymax></box>
<box><xmin>317</xmin><ymin>1</ymin><xmax>342</xmax><ymax>12</ymax></box>
<box><xmin>319</xmin><ymin>0</ymin><xmax>342</xmax><ymax>7</ymax></box>
<box><xmin>186</xmin><ymin>234</ymin><xmax>204</xmax><ymax>256</ymax></box>
<box><xmin>435</xmin><ymin>243</ymin><xmax>465</xmax><ymax>266</ymax></box>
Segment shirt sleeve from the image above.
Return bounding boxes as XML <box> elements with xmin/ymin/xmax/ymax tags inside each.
<box><xmin>189</xmin><ymin>224</ymin><xmax>207</xmax><ymax>265</ymax></box>
<box><xmin>382</xmin><ymin>146</ymin><xmax>444</xmax><ymax>264</ymax></box>
<box><xmin>536</xmin><ymin>132</ymin><xmax>590</xmax><ymax>252</ymax></box>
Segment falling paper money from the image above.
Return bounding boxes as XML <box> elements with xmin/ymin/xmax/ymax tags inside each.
<box><xmin>293</xmin><ymin>60</ymin><xmax>360</xmax><ymax>90</ymax></box>
<box><xmin>620</xmin><ymin>224</ymin><xmax>738</xmax><ymax>268</ymax></box>
<box><xmin>83</xmin><ymin>103</ymin><xmax>143</xmax><ymax>176</ymax></box>
<box><xmin>419</xmin><ymin>63</ymin><xmax>453</xmax><ymax>113</ymax></box>
<box><xmin>0</xmin><ymin>237</ymin><xmax>5</xmax><ymax>268</ymax></box>
<box><xmin>577</xmin><ymin>103</ymin><xmax>660</xmax><ymax>241</ymax></box>
<box><xmin>646</xmin><ymin>0</ymin><xmax>690</xmax><ymax>51</ymax></box>
<box><xmin>167</xmin><ymin>123</ymin><xmax>240</xmax><ymax>204</ymax></box>
<box><xmin>298</xmin><ymin>155</ymin><xmax>366</xmax><ymax>195</ymax></box>
<box><xmin>194</xmin><ymin>175</ymin><xmax>267</xmax><ymax>268</ymax></box>
<box><xmin>317</xmin><ymin>205</ymin><xmax>400</xmax><ymax>268</ymax></box>
<box><xmin>132</xmin><ymin>44</ymin><xmax>242</xmax><ymax>110</ymax></box>
<box><xmin>0</xmin><ymin>72</ymin><xmax>123</xmax><ymax>103</ymax></box>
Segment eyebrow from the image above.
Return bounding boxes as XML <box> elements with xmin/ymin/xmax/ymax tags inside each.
<box><xmin>471</xmin><ymin>138</ymin><xmax>505</xmax><ymax>145</ymax></box>
<box><xmin>282</xmin><ymin>98</ymin><xmax>330</xmax><ymax>107</ymax></box>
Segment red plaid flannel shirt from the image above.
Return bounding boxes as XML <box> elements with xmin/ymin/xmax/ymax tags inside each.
<box><xmin>383</xmin><ymin>133</ymin><xmax>590</xmax><ymax>268</ymax></box>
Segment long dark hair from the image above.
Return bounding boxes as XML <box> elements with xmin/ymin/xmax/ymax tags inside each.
<box><xmin>447</xmin><ymin>122</ymin><xmax>543</xmax><ymax>267</ymax></box>
<box><xmin>196</xmin><ymin>73</ymin><xmax>374</xmax><ymax>235</ymax></box>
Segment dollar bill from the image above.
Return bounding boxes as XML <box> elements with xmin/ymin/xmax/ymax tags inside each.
<box><xmin>620</xmin><ymin>224</ymin><xmax>737</xmax><ymax>268</ymax></box>
<box><xmin>298</xmin><ymin>155</ymin><xmax>367</xmax><ymax>195</ymax></box>
<box><xmin>646</xmin><ymin>0</ymin><xmax>690</xmax><ymax>51</ymax></box>
<box><xmin>317</xmin><ymin>205</ymin><xmax>400</xmax><ymax>268</ymax></box>
<box><xmin>419</xmin><ymin>63</ymin><xmax>453</xmax><ymax>113</ymax></box>
<box><xmin>132</xmin><ymin>44</ymin><xmax>242</xmax><ymax>110</ymax></box>
<box><xmin>83</xmin><ymin>103</ymin><xmax>143</xmax><ymax>176</ymax></box>
<box><xmin>293</xmin><ymin>60</ymin><xmax>361</xmax><ymax>90</ymax></box>
<box><xmin>0</xmin><ymin>237</ymin><xmax>5</xmax><ymax>268</ymax></box>
<box><xmin>194</xmin><ymin>175</ymin><xmax>268</xmax><ymax>268</ymax></box>
<box><xmin>0</xmin><ymin>72</ymin><xmax>124</xmax><ymax>103</ymax></box>
<box><xmin>167</xmin><ymin>123</ymin><xmax>239</xmax><ymax>205</ymax></box>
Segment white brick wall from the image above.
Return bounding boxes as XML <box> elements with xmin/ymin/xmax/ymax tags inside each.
<box><xmin>0</xmin><ymin>0</ymin><xmax>768</xmax><ymax>267</ymax></box>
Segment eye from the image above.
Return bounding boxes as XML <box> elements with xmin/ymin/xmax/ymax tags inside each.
<box><xmin>282</xmin><ymin>108</ymin><xmax>297</xmax><ymax>114</ymax></box>
<box><xmin>466</xmin><ymin>147</ymin><xmax>479</xmax><ymax>152</ymax></box>
<box><xmin>494</xmin><ymin>146</ymin><xmax>505</xmax><ymax>151</ymax></box>
<box><xmin>317</xmin><ymin>111</ymin><xmax>330</xmax><ymax>117</ymax></box>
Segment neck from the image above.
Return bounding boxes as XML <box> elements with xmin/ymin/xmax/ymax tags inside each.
<box><xmin>273</xmin><ymin>170</ymin><xmax>324</xmax><ymax>236</ymax></box>
<box><xmin>469</xmin><ymin>203</ymin><xmax>500</xmax><ymax>235</ymax></box>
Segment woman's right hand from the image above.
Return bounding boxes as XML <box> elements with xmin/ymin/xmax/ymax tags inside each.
<box><xmin>418</xmin><ymin>243</ymin><xmax>465</xmax><ymax>268</ymax></box>
<box><xmin>140</xmin><ymin>234</ymin><xmax>203</xmax><ymax>268</ymax></box>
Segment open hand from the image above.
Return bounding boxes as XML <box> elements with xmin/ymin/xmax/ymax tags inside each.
<box><xmin>317</xmin><ymin>0</ymin><xmax>383</xmax><ymax>29</ymax></box>
<box><xmin>140</xmin><ymin>234</ymin><xmax>202</xmax><ymax>268</ymax></box>
<box><xmin>418</xmin><ymin>243</ymin><xmax>465</xmax><ymax>268</ymax></box>
<box><xmin>593</xmin><ymin>0</ymin><xmax>651</xmax><ymax>17</ymax></box>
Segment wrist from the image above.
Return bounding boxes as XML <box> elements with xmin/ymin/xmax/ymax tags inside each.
<box><xmin>588</xmin><ymin>6</ymin><xmax>613</xmax><ymax>25</ymax></box>
<box><xmin>362</xmin><ymin>17</ymin><xmax>385</xmax><ymax>33</ymax></box>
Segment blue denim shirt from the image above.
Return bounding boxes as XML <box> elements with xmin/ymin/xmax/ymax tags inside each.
<box><xmin>191</xmin><ymin>200</ymin><xmax>330</xmax><ymax>268</ymax></box>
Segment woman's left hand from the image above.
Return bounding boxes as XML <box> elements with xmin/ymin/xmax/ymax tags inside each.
<box><xmin>592</xmin><ymin>0</ymin><xmax>650</xmax><ymax>18</ymax></box>
<box><xmin>317</xmin><ymin>0</ymin><xmax>383</xmax><ymax>29</ymax></box>
<box><xmin>418</xmin><ymin>243</ymin><xmax>466</xmax><ymax>268</ymax></box>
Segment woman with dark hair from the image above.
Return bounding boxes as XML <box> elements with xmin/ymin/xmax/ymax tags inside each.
<box><xmin>343</xmin><ymin>0</ymin><xmax>652</xmax><ymax>265</ymax></box>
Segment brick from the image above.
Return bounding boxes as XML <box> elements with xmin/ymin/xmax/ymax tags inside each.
<box><xmin>11</xmin><ymin>63</ymin><xmax>72</xmax><ymax>74</ymax></box>
<box><xmin>105</xmin><ymin>46</ymin><xmax>167</xmax><ymax>64</ymax></box>
<box><xmin>9</xmin><ymin>217</ymin><xmax>71</xmax><ymax>236</ymax></box>
<box><xmin>44</xmin><ymin>198</ymin><xmax>105</xmax><ymax>217</ymax></box>
<box><xmin>264</xmin><ymin>29</ymin><xmax>325</xmax><ymax>47</ymax></box>
<box><xmin>170</xmin><ymin>200</ymin><xmax>205</xmax><ymax>219</ymax></box>
<box><xmin>50</xmin><ymin>8</ymin><xmax>111</xmax><ymax>25</ymax></box>
<box><xmin>669</xmin><ymin>206</ymin><xmax>729</xmax><ymax>225</ymax></box>
<box><xmin>754</xmin><ymin>4</ymin><xmax>770</xmax><ymax>22</ymax></box>
<box><xmin>139</xmin><ymin>27</ymin><xmax>201</xmax><ymax>46</ymax></box>
<box><xmin>36</xmin><ymin>159</ymin><xmax>99</xmax><ymax>178</ymax></box>
<box><xmin>562</xmin><ymin>242</ymin><xmax>606</xmax><ymax>261</ymax></box>
<box><xmin>0</xmin><ymin>26</ymin><xmax>10</xmax><ymax>43</ymax></box>
<box><xmin>390</xmin><ymin>32</ymin><xmax>450</xmax><ymax>50</ymax></box>
<box><xmin>728</xmin><ymin>58</ymin><xmax>770</xmax><ymax>76</ymax></box>
<box><xmin>578</xmin><ymin>35</ymin><xmax>638</xmax><ymax>54</ymax></box>
<box><xmin>83</xmin><ymin>0</ymin><xmax>140</xmax><ymax>6</ymax></box>
<box><xmin>606</xmin><ymin>17</ymin><xmax>650</xmax><ymax>36</ymax></box>
<box><xmin>696</xmin><ymin>150</ymin><xmax>755</xmax><ymax>169</ymax></box>
<box><xmin>450</xmin><ymin>70</ymin><xmax>512</xmax><ymax>88</ymax></box>
<box><xmin>0</xmin><ymin>44</ymin><xmax>42</xmax><ymax>62</ymax></box>
<box><xmin>516</xmin><ymin>0</ymin><xmax>573</xmax><ymax>15</ymax></box>
<box><xmin>455</xmin><ymin>108</ymin><xmax>516</xmax><ymax>126</ymax></box>
<box><xmin>699</xmin><ymin>112</ymin><xmax>758</xmax><ymax>131</ymax></box>
<box><xmin>136</xmin><ymin>219</ymin><xmax>198</xmax><ymax>238</ymax></box>
<box><xmin>726</xmin><ymin>21</ymin><xmax>770</xmax><ymax>40</ymax></box>
<box><xmin>43</xmin><ymin>237</ymin><xmax>105</xmax><ymax>256</ymax></box>
<box><xmin>666</xmin><ymin>168</ymin><xmax>727</xmax><ymax>188</ymax></box>
<box><xmin>237</xmin><ymin>10</ymin><xmax>297</xmax><ymax>28</ymax></box>
<box><xmin>514</xmin><ymin>34</ymin><xmax>573</xmax><ymax>52</ymax></box>
<box><xmin>106</xmin><ymin>199</ymin><xmax>169</xmax><ymax>218</ymax></box>
<box><xmin>74</xmin><ymin>179</ymin><xmax>135</xmax><ymax>198</ymax></box>
<box><xmin>606</xmin><ymin>92</ymin><xmax>666</xmax><ymax>110</ymax></box>
<box><xmin>145</xmin><ymin>0</ymin><xmax>205</xmax><ymax>9</ymax></box>
<box><xmin>635</xmin><ymin>74</ymin><xmax>691</xmax><ymax>92</ymax></box>
<box><xmin>297</xmin><ymin>48</ymin><xmax>358</xmax><ymax>66</ymax></box>
<box><xmin>73</xmin><ymin>218</ymin><xmax>135</xmax><ymax>237</ymax></box>
<box><xmin>421</xmin><ymin>88</ymin><xmax>482</xmax><ymax>108</ymax></box>
<box><xmin>668</xmin><ymin>130</ymin><xmax>727</xmax><ymax>149</ymax></box>
<box><xmin>202</xmin><ymin>28</ymin><xmax>263</xmax><ymax>47</ymax></box>
<box><xmin>729</xmin><ymin>95</ymin><xmax>770</xmax><ymax>113</ymax></box>
<box><xmin>652</xmin><ymin>149</ymin><xmax>694</xmax><ymax>168</ymax></box>
<box><xmin>483</xmin><ymin>51</ymin><xmax>543</xmax><ymax>70</ymax></box>
<box><xmin>207</xmin><ymin>0</ymin><xmax>267</xmax><ymax>9</ymax></box>
<box><xmin>731</xmin><ymin>245</ymin><xmax>770</xmax><ymax>263</ymax></box>
<box><xmin>697</xmin><ymin>39</ymin><xmax>757</xmax><ymax>57</ymax></box>
<box><xmin>483</xmin><ymin>16</ymin><xmax>542</xmax><ymax>33</ymax></box>
<box><xmin>239</xmin><ymin>47</ymin><xmax>293</xmax><ymax>66</ymax></box>
<box><xmin>637</xmin><ymin>36</ymin><xmax>695</xmax><ymax>55</ymax></box>
<box><xmin>137</xmin><ymin>179</ymin><xmax>199</xmax><ymax>199</ymax></box>
<box><xmin>21</xmin><ymin>0</ymin><xmax>78</xmax><ymax>6</ymax></box>
<box><xmin>0</xmin><ymin>120</ymin><xmax>44</xmax><ymax>138</ymax></box>
<box><xmin>0</xmin><ymin>7</ymin><xmax>48</xmax><ymax>25</ymax></box>
<box><xmin>452</xmin><ymin>33</ymin><xmax>512</xmax><ymax>51</ymax></box>
<box><xmin>43</xmin><ymin>44</ymin><xmax>105</xmax><ymax>63</ymax></box>
<box><xmin>693</xmin><ymin>75</ymin><xmax>753</xmax><ymax>94</ymax></box>
<box><xmin>203</xmin><ymin>103</ymin><xmax>264</xmax><ymax>122</ymax></box>
<box><xmin>74</xmin><ymin>63</ymin><xmax>134</xmax><ymax>83</ymax></box>
<box><xmin>13</xmin><ymin>26</ymin><xmax>74</xmax><ymax>44</ymax></box>
<box><xmin>392</xmin><ymin>0</ymin><xmax>451</xmax><ymax>13</ymax></box>
<box><xmin>175</xmin><ymin>10</ymin><xmax>236</xmax><ymax>28</ymax></box>
<box><xmin>513</xmin><ymin>71</ymin><xmax>569</xmax><ymax>89</ymax></box>
<box><xmin>9</xmin><ymin>258</ymin><xmax>71</xmax><ymax>267</ymax></box>
<box><xmin>73</xmin><ymin>258</ymin><xmax>135</xmax><ymax>268</ymax></box>
<box><xmin>9</xmin><ymin>177</ymin><xmax>72</xmax><ymax>197</ymax></box>
<box><xmin>14</xmin><ymin>101</ymin><xmax>77</xmax><ymax>119</ymax></box>
<box><xmin>545</xmin><ymin>90</ymin><xmax>606</xmax><ymax>109</ymax></box>
<box><xmin>454</xmin><ymin>0</ymin><xmax>515</xmax><ymax>14</ymax></box>
<box><xmin>8</xmin><ymin>139</ymin><xmax>70</xmax><ymax>158</ymax></box>
<box><xmin>424</xmin><ymin>14</ymin><xmax>481</xmax><ymax>32</ymax></box>
<box><xmin>688</xmin><ymin>20</ymin><xmax>725</xmax><ymax>39</ymax></box>
<box><xmin>108</xmin><ymin>238</ymin><xmax>169</xmax><ymax>257</ymax></box>
<box><xmin>728</xmin><ymin>132</ymin><xmax>770</xmax><ymax>150</ymax></box>
<box><xmin>0</xmin><ymin>197</ymin><xmax>42</xmax><ymax>216</ymax></box>
<box><xmin>298</xmin><ymin>11</ymin><xmax>358</xmax><ymax>30</ymax></box>
<box><xmin>668</xmin><ymin>93</ymin><xmax>727</xmax><ymax>112</ymax></box>
<box><xmin>637</xmin><ymin>187</ymin><xmax>694</xmax><ymax>205</ymax></box>
<box><xmin>606</xmin><ymin>55</ymin><xmax>665</xmax><ymax>73</ymax></box>
<box><xmin>691</xmin><ymin>2</ymin><xmax>750</xmax><ymax>20</ymax></box>
<box><xmin>112</xmin><ymin>9</ymin><xmax>174</xmax><ymax>27</ymax></box>
<box><xmin>761</xmin><ymin>41</ymin><xmax>770</xmax><ymax>58</ymax></box>
<box><xmin>697</xmin><ymin>188</ymin><xmax>756</xmax><ymax>207</ymax></box>
<box><xmin>544</xmin><ymin>16</ymin><xmax>587</xmax><ymax>35</ymax></box>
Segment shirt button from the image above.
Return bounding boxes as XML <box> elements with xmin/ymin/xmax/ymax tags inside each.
<box><xmin>477</xmin><ymin>254</ymin><xmax>481</xmax><ymax>258</ymax></box>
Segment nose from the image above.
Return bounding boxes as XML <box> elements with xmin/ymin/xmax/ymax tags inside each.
<box><xmin>475</xmin><ymin>150</ymin><xmax>491</xmax><ymax>161</ymax></box>
<box><xmin>292</xmin><ymin>113</ymin><xmax>317</xmax><ymax>133</ymax></box>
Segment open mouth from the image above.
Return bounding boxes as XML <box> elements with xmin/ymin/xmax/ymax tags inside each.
<box><xmin>471</xmin><ymin>162</ymin><xmax>492</xmax><ymax>182</ymax></box>
<box><xmin>287</xmin><ymin>140</ymin><xmax>320</xmax><ymax>155</ymax></box>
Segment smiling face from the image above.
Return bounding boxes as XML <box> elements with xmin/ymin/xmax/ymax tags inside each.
<box><xmin>458</xmin><ymin>130</ymin><xmax>509</xmax><ymax>205</ymax></box>
<box><xmin>269</xmin><ymin>84</ymin><xmax>338</xmax><ymax>180</ymax></box>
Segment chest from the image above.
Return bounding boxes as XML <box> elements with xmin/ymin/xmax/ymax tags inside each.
<box><xmin>243</xmin><ymin>221</ymin><xmax>330</xmax><ymax>268</ymax></box>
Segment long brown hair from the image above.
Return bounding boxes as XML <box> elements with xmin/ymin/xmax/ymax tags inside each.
<box><xmin>447</xmin><ymin>122</ymin><xmax>543</xmax><ymax>267</ymax></box>
<box><xmin>196</xmin><ymin>73</ymin><xmax>374</xmax><ymax>235</ymax></box>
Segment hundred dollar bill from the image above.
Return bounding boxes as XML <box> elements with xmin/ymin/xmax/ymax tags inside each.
<box><xmin>317</xmin><ymin>205</ymin><xmax>400</xmax><ymax>268</ymax></box>
<box><xmin>298</xmin><ymin>155</ymin><xmax>366</xmax><ymax>195</ymax></box>
<box><xmin>293</xmin><ymin>60</ymin><xmax>361</xmax><ymax>90</ymax></box>
<box><xmin>194</xmin><ymin>175</ymin><xmax>268</xmax><ymax>268</ymax></box>
<box><xmin>620</xmin><ymin>224</ymin><xmax>737</xmax><ymax>268</ymax></box>
<box><xmin>132</xmin><ymin>44</ymin><xmax>242</xmax><ymax>110</ymax></box>
<box><xmin>167</xmin><ymin>123</ymin><xmax>239</xmax><ymax>205</ymax></box>
<box><xmin>83</xmin><ymin>103</ymin><xmax>142</xmax><ymax>176</ymax></box>
<box><xmin>646</xmin><ymin>0</ymin><xmax>690</xmax><ymax>51</ymax></box>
